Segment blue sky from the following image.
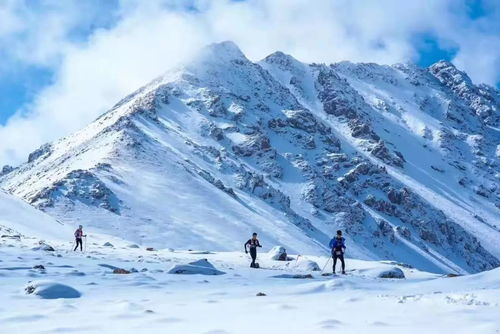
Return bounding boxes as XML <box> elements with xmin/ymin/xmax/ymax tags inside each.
<box><xmin>0</xmin><ymin>0</ymin><xmax>120</xmax><ymax>124</ymax></box>
<box><xmin>0</xmin><ymin>0</ymin><xmax>499</xmax><ymax>165</ymax></box>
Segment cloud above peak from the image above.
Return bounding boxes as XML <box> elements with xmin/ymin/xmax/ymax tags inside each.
<box><xmin>0</xmin><ymin>0</ymin><xmax>499</xmax><ymax>165</ymax></box>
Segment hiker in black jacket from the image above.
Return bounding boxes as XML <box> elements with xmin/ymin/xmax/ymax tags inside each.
<box><xmin>245</xmin><ymin>233</ymin><xmax>262</xmax><ymax>268</ymax></box>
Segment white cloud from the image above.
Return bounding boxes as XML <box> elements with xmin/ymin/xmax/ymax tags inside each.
<box><xmin>0</xmin><ymin>0</ymin><xmax>499</xmax><ymax>166</ymax></box>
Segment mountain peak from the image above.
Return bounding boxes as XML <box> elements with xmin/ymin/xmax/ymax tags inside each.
<box><xmin>261</xmin><ymin>51</ymin><xmax>304</xmax><ymax>69</ymax></box>
<box><xmin>429</xmin><ymin>60</ymin><xmax>473</xmax><ymax>86</ymax></box>
<box><xmin>198</xmin><ymin>41</ymin><xmax>247</xmax><ymax>62</ymax></box>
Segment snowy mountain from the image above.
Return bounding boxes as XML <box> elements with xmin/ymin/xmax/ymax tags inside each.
<box><xmin>1</xmin><ymin>41</ymin><xmax>499</xmax><ymax>274</ymax></box>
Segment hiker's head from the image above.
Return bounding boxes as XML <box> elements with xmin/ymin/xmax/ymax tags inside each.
<box><xmin>252</xmin><ymin>232</ymin><xmax>257</xmax><ymax>239</ymax></box>
<box><xmin>336</xmin><ymin>230</ymin><xmax>342</xmax><ymax>237</ymax></box>
<box><xmin>79</xmin><ymin>225</ymin><xmax>83</xmax><ymax>229</ymax></box>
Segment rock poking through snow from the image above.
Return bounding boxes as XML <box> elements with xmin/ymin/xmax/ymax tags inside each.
<box><xmin>378</xmin><ymin>267</ymin><xmax>405</xmax><ymax>279</ymax></box>
<box><xmin>25</xmin><ymin>280</ymin><xmax>81</xmax><ymax>299</ymax></box>
<box><xmin>292</xmin><ymin>257</ymin><xmax>321</xmax><ymax>271</ymax></box>
<box><xmin>32</xmin><ymin>242</ymin><xmax>55</xmax><ymax>252</ymax></box>
<box><xmin>268</xmin><ymin>246</ymin><xmax>289</xmax><ymax>261</ymax></box>
<box><xmin>272</xmin><ymin>274</ymin><xmax>314</xmax><ymax>279</ymax></box>
<box><xmin>113</xmin><ymin>268</ymin><xmax>131</xmax><ymax>274</ymax></box>
<box><xmin>167</xmin><ymin>259</ymin><xmax>225</xmax><ymax>275</ymax></box>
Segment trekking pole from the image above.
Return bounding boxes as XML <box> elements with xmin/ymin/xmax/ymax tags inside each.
<box><xmin>84</xmin><ymin>236</ymin><xmax>87</xmax><ymax>253</ymax></box>
<box><xmin>321</xmin><ymin>257</ymin><xmax>331</xmax><ymax>274</ymax></box>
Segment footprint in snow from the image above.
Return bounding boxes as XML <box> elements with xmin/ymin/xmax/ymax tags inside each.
<box><xmin>52</xmin><ymin>304</ymin><xmax>78</xmax><ymax>314</ymax></box>
<box><xmin>318</xmin><ymin>319</ymin><xmax>343</xmax><ymax>329</ymax></box>
<box><xmin>65</xmin><ymin>270</ymin><xmax>85</xmax><ymax>277</ymax></box>
<box><xmin>210</xmin><ymin>291</ymin><xmax>228</xmax><ymax>296</ymax></box>
<box><xmin>265</xmin><ymin>303</ymin><xmax>296</xmax><ymax>310</ymax></box>
<box><xmin>42</xmin><ymin>325</ymin><xmax>98</xmax><ymax>333</ymax></box>
<box><xmin>155</xmin><ymin>317</ymin><xmax>183</xmax><ymax>323</ymax></box>
<box><xmin>3</xmin><ymin>314</ymin><xmax>47</xmax><ymax>323</ymax></box>
<box><xmin>371</xmin><ymin>321</ymin><xmax>389</xmax><ymax>326</ymax></box>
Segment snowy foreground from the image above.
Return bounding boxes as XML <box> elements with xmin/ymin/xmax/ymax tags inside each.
<box><xmin>1</xmin><ymin>233</ymin><xmax>499</xmax><ymax>334</ymax></box>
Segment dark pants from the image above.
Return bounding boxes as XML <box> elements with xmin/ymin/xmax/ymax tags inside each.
<box><xmin>333</xmin><ymin>253</ymin><xmax>345</xmax><ymax>273</ymax></box>
<box><xmin>74</xmin><ymin>238</ymin><xmax>83</xmax><ymax>251</ymax></box>
<box><xmin>250</xmin><ymin>248</ymin><xmax>257</xmax><ymax>267</ymax></box>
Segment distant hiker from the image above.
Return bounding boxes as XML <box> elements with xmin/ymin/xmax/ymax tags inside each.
<box><xmin>245</xmin><ymin>233</ymin><xmax>262</xmax><ymax>268</ymax></box>
<box><xmin>329</xmin><ymin>230</ymin><xmax>346</xmax><ymax>274</ymax></box>
<box><xmin>74</xmin><ymin>225</ymin><xmax>87</xmax><ymax>252</ymax></box>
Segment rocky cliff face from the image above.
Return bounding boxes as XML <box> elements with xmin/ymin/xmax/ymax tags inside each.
<box><xmin>1</xmin><ymin>42</ymin><xmax>499</xmax><ymax>273</ymax></box>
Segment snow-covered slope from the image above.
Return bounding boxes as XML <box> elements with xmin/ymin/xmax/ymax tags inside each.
<box><xmin>0</xmin><ymin>189</ymin><xmax>71</xmax><ymax>241</ymax></box>
<box><xmin>1</xmin><ymin>41</ymin><xmax>499</xmax><ymax>274</ymax></box>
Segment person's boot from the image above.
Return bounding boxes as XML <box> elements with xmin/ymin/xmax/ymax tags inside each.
<box><xmin>342</xmin><ymin>270</ymin><xmax>346</xmax><ymax>275</ymax></box>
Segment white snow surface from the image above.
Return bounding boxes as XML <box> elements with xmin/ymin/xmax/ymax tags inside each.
<box><xmin>0</xmin><ymin>232</ymin><xmax>499</xmax><ymax>334</ymax></box>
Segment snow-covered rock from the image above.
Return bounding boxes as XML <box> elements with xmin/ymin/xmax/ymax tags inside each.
<box><xmin>360</xmin><ymin>267</ymin><xmax>406</xmax><ymax>279</ymax></box>
<box><xmin>268</xmin><ymin>246</ymin><xmax>289</xmax><ymax>261</ymax></box>
<box><xmin>377</xmin><ymin>267</ymin><xmax>405</xmax><ymax>279</ymax></box>
<box><xmin>293</xmin><ymin>257</ymin><xmax>321</xmax><ymax>271</ymax></box>
<box><xmin>24</xmin><ymin>280</ymin><xmax>81</xmax><ymax>299</ymax></box>
<box><xmin>32</xmin><ymin>243</ymin><xmax>55</xmax><ymax>252</ymax></box>
<box><xmin>167</xmin><ymin>259</ymin><xmax>225</xmax><ymax>275</ymax></box>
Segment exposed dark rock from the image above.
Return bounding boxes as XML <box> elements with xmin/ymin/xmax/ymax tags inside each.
<box><xmin>370</xmin><ymin>141</ymin><xmax>404</xmax><ymax>167</ymax></box>
<box><xmin>113</xmin><ymin>268</ymin><xmax>131</xmax><ymax>274</ymax></box>
<box><xmin>232</xmin><ymin>133</ymin><xmax>271</xmax><ymax>157</ymax></box>
<box><xmin>27</xmin><ymin>143</ymin><xmax>53</xmax><ymax>163</ymax></box>
<box><xmin>29</xmin><ymin>169</ymin><xmax>122</xmax><ymax>214</ymax></box>
<box><xmin>0</xmin><ymin>165</ymin><xmax>14</xmax><ymax>176</ymax></box>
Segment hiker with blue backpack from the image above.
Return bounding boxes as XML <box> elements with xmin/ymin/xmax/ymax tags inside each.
<box><xmin>329</xmin><ymin>230</ymin><xmax>346</xmax><ymax>274</ymax></box>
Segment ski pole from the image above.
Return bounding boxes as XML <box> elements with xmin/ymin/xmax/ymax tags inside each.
<box><xmin>84</xmin><ymin>236</ymin><xmax>87</xmax><ymax>253</ymax></box>
<box><xmin>321</xmin><ymin>257</ymin><xmax>331</xmax><ymax>274</ymax></box>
